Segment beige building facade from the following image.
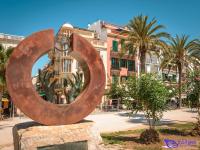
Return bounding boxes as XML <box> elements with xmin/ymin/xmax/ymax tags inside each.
<box><xmin>0</xmin><ymin>33</ymin><xmax>24</xmax><ymax>49</ymax></box>
<box><xmin>52</xmin><ymin>23</ymin><xmax>107</xmax><ymax>90</ymax></box>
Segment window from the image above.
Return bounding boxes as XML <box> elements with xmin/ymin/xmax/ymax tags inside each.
<box><xmin>62</xmin><ymin>59</ymin><xmax>72</xmax><ymax>72</ymax></box>
<box><xmin>112</xmin><ymin>40</ymin><xmax>118</xmax><ymax>51</ymax></box>
<box><xmin>111</xmin><ymin>58</ymin><xmax>119</xmax><ymax>69</ymax></box>
<box><xmin>63</xmin><ymin>44</ymin><xmax>69</xmax><ymax>56</ymax></box>
<box><xmin>162</xmin><ymin>73</ymin><xmax>177</xmax><ymax>82</ymax></box>
<box><xmin>128</xmin><ymin>60</ymin><xmax>135</xmax><ymax>71</ymax></box>
<box><xmin>120</xmin><ymin>59</ymin><xmax>127</xmax><ymax>68</ymax></box>
<box><xmin>146</xmin><ymin>54</ymin><xmax>158</xmax><ymax>64</ymax></box>
<box><xmin>151</xmin><ymin>56</ymin><xmax>158</xmax><ymax>64</ymax></box>
<box><xmin>162</xmin><ymin>73</ymin><xmax>168</xmax><ymax>81</ymax></box>
<box><xmin>172</xmin><ymin>74</ymin><xmax>177</xmax><ymax>82</ymax></box>
<box><xmin>112</xmin><ymin>75</ymin><xmax>119</xmax><ymax>84</ymax></box>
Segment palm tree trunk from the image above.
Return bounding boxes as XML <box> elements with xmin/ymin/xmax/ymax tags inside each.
<box><xmin>140</xmin><ymin>50</ymin><xmax>146</xmax><ymax>74</ymax></box>
<box><xmin>178</xmin><ymin>64</ymin><xmax>182</xmax><ymax>108</ymax></box>
<box><xmin>136</xmin><ymin>48</ymin><xmax>140</xmax><ymax>77</ymax></box>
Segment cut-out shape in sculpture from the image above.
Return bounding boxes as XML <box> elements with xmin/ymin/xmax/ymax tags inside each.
<box><xmin>6</xmin><ymin>29</ymin><xmax>106</xmax><ymax>125</ymax></box>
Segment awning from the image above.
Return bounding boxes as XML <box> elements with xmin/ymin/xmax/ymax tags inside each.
<box><xmin>2</xmin><ymin>98</ymin><xmax>8</xmax><ymax>102</ymax></box>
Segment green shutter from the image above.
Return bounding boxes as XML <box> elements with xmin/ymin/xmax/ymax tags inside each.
<box><xmin>128</xmin><ymin>60</ymin><xmax>135</xmax><ymax>71</ymax></box>
<box><xmin>112</xmin><ymin>40</ymin><xmax>118</xmax><ymax>52</ymax></box>
<box><xmin>172</xmin><ymin>74</ymin><xmax>176</xmax><ymax>82</ymax></box>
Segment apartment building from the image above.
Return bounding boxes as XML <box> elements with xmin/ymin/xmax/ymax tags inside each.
<box><xmin>88</xmin><ymin>20</ymin><xmax>180</xmax><ymax>86</ymax></box>
<box><xmin>88</xmin><ymin>20</ymin><xmax>136</xmax><ymax>86</ymax></box>
<box><xmin>52</xmin><ymin>23</ymin><xmax>107</xmax><ymax>89</ymax></box>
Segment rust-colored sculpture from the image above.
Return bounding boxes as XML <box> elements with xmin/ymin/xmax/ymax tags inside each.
<box><xmin>6</xmin><ymin>29</ymin><xmax>105</xmax><ymax>125</ymax></box>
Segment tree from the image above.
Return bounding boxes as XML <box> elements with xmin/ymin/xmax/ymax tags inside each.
<box><xmin>107</xmin><ymin>82</ymin><xmax>124</xmax><ymax>100</ymax></box>
<box><xmin>63</xmin><ymin>72</ymin><xmax>84</xmax><ymax>104</ymax></box>
<box><xmin>160</xmin><ymin>35</ymin><xmax>200</xmax><ymax>108</ymax></box>
<box><xmin>0</xmin><ymin>45</ymin><xmax>13</xmax><ymax>108</ymax></box>
<box><xmin>106</xmin><ymin>82</ymin><xmax>126</xmax><ymax>110</ymax></box>
<box><xmin>138</xmin><ymin>74</ymin><xmax>169</xmax><ymax>129</ymax></box>
<box><xmin>186</xmin><ymin>69</ymin><xmax>200</xmax><ymax>136</ymax></box>
<box><xmin>186</xmin><ymin>69</ymin><xmax>200</xmax><ymax>111</ymax></box>
<box><xmin>37</xmin><ymin>66</ymin><xmax>58</xmax><ymax>103</ymax></box>
<box><xmin>123</xmin><ymin>15</ymin><xmax>169</xmax><ymax>74</ymax></box>
<box><xmin>124</xmin><ymin>74</ymin><xmax>170</xmax><ymax>143</ymax></box>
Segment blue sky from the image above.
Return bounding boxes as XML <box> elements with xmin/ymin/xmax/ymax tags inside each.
<box><xmin>1</xmin><ymin>0</ymin><xmax>200</xmax><ymax>76</ymax></box>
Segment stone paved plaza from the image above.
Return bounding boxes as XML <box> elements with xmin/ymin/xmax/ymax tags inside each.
<box><xmin>0</xmin><ymin>108</ymin><xmax>197</xmax><ymax>150</ymax></box>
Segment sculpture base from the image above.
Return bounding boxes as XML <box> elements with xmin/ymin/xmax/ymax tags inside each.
<box><xmin>13</xmin><ymin>120</ymin><xmax>102</xmax><ymax>150</ymax></box>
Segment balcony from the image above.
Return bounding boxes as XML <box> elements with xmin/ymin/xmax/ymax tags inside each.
<box><xmin>120</xmin><ymin>67</ymin><xmax>128</xmax><ymax>76</ymax></box>
<box><xmin>110</xmin><ymin>49</ymin><xmax>135</xmax><ymax>60</ymax></box>
<box><xmin>110</xmin><ymin>69</ymin><xmax>120</xmax><ymax>76</ymax></box>
<box><xmin>90</xmin><ymin>39</ymin><xmax>107</xmax><ymax>48</ymax></box>
<box><xmin>111</xmin><ymin>67</ymin><xmax>135</xmax><ymax>76</ymax></box>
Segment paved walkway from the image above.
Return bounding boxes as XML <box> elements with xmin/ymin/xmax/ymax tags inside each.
<box><xmin>0</xmin><ymin>108</ymin><xmax>197</xmax><ymax>150</ymax></box>
<box><xmin>86</xmin><ymin>108</ymin><xmax>197</xmax><ymax>132</ymax></box>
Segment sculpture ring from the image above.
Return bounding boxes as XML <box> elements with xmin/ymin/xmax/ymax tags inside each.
<box><xmin>6</xmin><ymin>29</ymin><xmax>106</xmax><ymax>125</ymax></box>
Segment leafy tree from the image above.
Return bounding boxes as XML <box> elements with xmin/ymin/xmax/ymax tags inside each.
<box><xmin>0</xmin><ymin>45</ymin><xmax>13</xmax><ymax>108</ymax></box>
<box><xmin>123</xmin><ymin>15</ymin><xmax>169</xmax><ymax>73</ymax></box>
<box><xmin>160</xmin><ymin>35</ymin><xmax>200</xmax><ymax>108</ymax></box>
<box><xmin>107</xmin><ymin>82</ymin><xmax>124</xmax><ymax>100</ymax></box>
<box><xmin>138</xmin><ymin>74</ymin><xmax>169</xmax><ymax>129</ymax></box>
<box><xmin>123</xmin><ymin>74</ymin><xmax>170</xmax><ymax>143</ymax></box>
<box><xmin>186</xmin><ymin>69</ymin><xmax>200</xmax><ymax>136</ymax></box>
<box><xmin>123</xmin><ymin>76</ymin><xmax>142</xmax><ymax>112</ymax></box>
<box><xmin>186</xmin><ymin>69</ymin><xmax>200</xmax><ymax>111</ymax></box>
<box><xmin>106</xmin><ymin>81</ymin><xmax>127</xmax><ymax>110</ymax></box>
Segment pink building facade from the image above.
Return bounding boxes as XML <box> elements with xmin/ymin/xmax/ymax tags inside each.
<box><xmin>89</xmin><ymin>21</ymin><xmax>137</xmax><ymax>87</ymax></box>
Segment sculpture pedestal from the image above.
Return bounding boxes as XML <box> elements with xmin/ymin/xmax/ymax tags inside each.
<box><xmin>13</xmin><ymin>120</ymin><xmax>102</xmax><ymax>150</ymax></box>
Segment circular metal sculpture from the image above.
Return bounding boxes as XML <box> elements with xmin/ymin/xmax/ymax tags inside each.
<box><xmin>6</xmin><ymin>29</ymin><xmax>105</xmax><ymax>125</ymax></box>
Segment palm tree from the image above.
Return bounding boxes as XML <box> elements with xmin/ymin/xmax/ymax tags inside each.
<box><xmin>37</xmin><ymin>67</ymin><xmax>58</xmax><ymax>103</ymax></box>
<box><xmin>160</xmin><ymin>35</ymin><xmax>200</xmax><ymax>108</ymax></box>
<box><xmin>0</xmin><ymin>44</ymin><xmax>13</xmax><ymax>108</ymax></box>
<box><xmin>63</xmin><ymin>72</ymin><xmax>83</xmax><ymax>104</ymax></box>
<box><xmin>124</xmin><ymin>15</ymin><xmax>169</xmax><ymax>74</ymax></box>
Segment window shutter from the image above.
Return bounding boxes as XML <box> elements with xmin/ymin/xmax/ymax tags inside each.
<box><xmin>112</xmin><ymin>40</ymin><xmax>118</xmax><ymax>52</ymax></box>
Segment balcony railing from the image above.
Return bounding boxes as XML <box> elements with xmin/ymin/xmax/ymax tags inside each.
<box><xmin>90</xmin><ymin>39</ymin><xmax>107</xmax><ymax>48</ymax></box>
<box><xmin>110</xmin><ymin>49</ymin><xmax>135</xmax><ymax>59</ymax></box>
<box><xmin>111</xmin><ymin>69</ymin><xmax>120</xmax><ymax>76</ymax></box>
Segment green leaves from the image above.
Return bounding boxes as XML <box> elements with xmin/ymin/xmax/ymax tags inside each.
<box><xmin>108</xmin><ymin>74</ymin><xmax>170</xmax><ymax>128</ymax></box>
<box><xmin>63</xmin><ymin>72</ymin><xmax>83</xmax><ymax>103</ymax></box>
<box><xmin>161</xmin><ymin>35</ymin><xmax>200</xmax><ymax>71</ymax></box>
<box><xmin>123</xmin><ymin>15</ymin><xmax>169</xmax><ymax>73</ymax></box>
<box><xmin>186</xmin><ymin>69</ymin><xmax>200</xmax><ymax>109</ymax></box>
<box><xmin>37</xmin><ymin>67</ymin><xmax>58</xmax><ymax>102</ymax></box>
<box><xmin>0</xmin><ymin>44</ymin><xmax>14</xmax><ymax>92</ymax></box>
<box><xmin>107</xmin><ymin>82</ymin><xmax>126</xmax><ymax>100</ymax></box>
